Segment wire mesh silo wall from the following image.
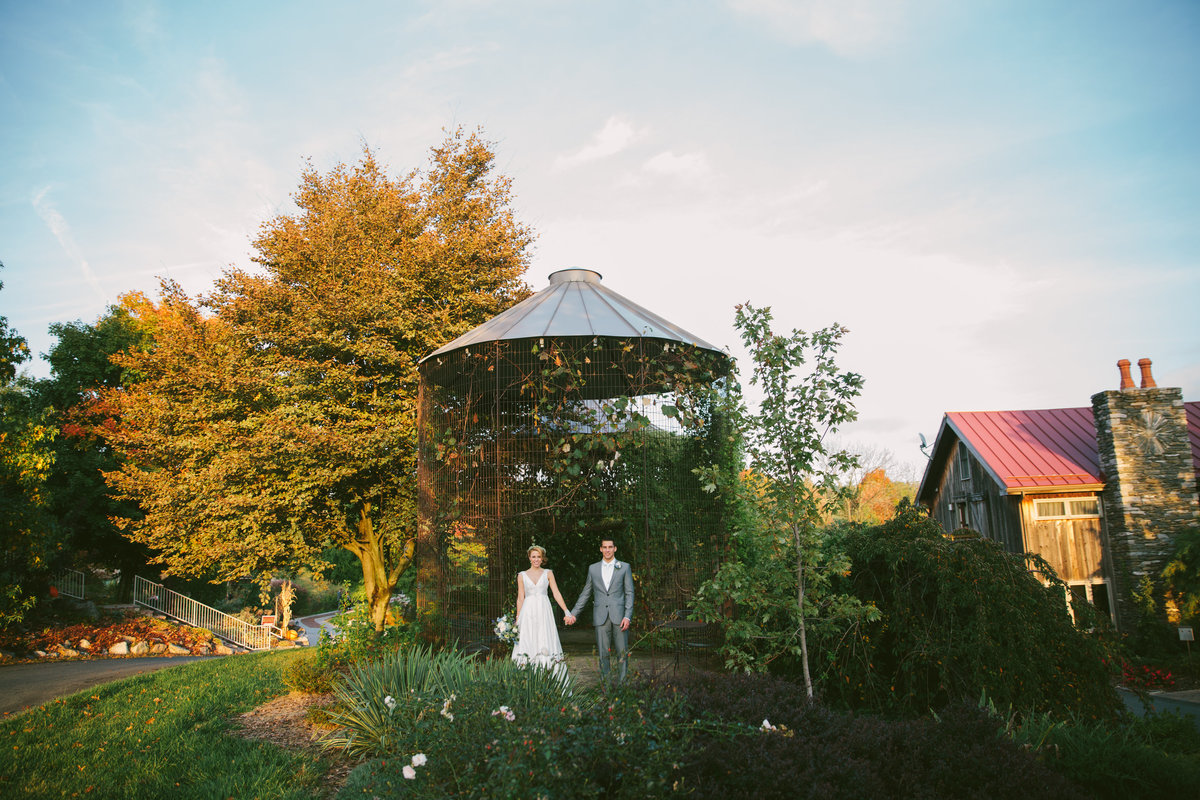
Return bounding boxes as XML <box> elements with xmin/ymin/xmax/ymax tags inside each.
<box><xmin>417</xmin><ymin>335</ymin><xmax>735</xmax><ymax>663</ymax></box>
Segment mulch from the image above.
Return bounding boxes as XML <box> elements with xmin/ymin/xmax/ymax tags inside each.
<box><xmin>230</xmin><ymin>691</ymin><xmax>355</xmax><ymax>798</ymax></box>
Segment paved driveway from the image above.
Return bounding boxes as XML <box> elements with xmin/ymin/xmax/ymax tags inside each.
<box><xmin>0</xmin><ymin>656</ymin><xmax>218</xmax><ymax>717</ymax></box>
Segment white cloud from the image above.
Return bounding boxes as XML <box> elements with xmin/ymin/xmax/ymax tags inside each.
<box><xmin>728</xmin><ymin>0</ymin><xmax>907</xmax><ymax>56</ymax></box>
<box><xmin>31</xmin><ymin>187</ymin><xmax>107</xmax><ymax>303</ymax></box>
<box><xmin>642</xmin><ymin>150</ymin><xmax>712</xmax><ymax>183</ymax></box>
<box><xmin>402</xmin><ymin>45</ymin><xmax>491</xmax><ymax>80</ymax></box>
<box><xmin>554</xmin><ymin>116</ymin><xmax>645</xmax><ymax>169</ymax></box>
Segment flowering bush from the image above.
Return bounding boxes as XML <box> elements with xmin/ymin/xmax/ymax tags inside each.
<box><xmin>1121</xmin><ymin>662</ymin><xmax>1176</xmax><ymax>691</ymax></box>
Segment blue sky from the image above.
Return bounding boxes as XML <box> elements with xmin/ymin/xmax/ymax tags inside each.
<box><xmin>2</xmin><ymin>0</ymin><xmax>1198</xmax><ymax>474</ymax></box>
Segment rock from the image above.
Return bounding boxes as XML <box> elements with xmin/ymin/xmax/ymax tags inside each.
<box><xmin>150</xmin><ymin>643</ymin><xmax>167</xmax><ymax>655</ymax></box>
<box><xmin>213</xmin><ymin>643</ymin><xmax>233</xmax><ymax>656</ymax></box>
<box><xmin>296</xmin><ymin>636</ymin><xmax>310</xmax><ymax>647</ymax></box>
<box><xmin>34</xmin><ymin>649</ymin><xmax>49</xmax><ymax>658</ymax></box>
<box><xmin>78</xmin><ymin>639</ymin><xmax>92</xmax><ymax>650</ymax></box>
<box><xmin>121</xmin><ymin>635</ymin><xmax>136</xmax><ymax>643</ymax></box>
<box><xmin>195</xmin><ymin>644</ymin><xmax>210</xmax><ymax>656</ymax></box>
<box><xmin>275</xmin><ymin>639</ymin><xmax>298</xmax><ymax>649</ymax></box>
<box><xmin>109</xmin><ymin>641</ymin><xmax>130</xmax><ymax>655</ymax></box>
<box><xmin>130</xmin><ymin>641</ymin><xmax>149</xmax><ymax>655</ymax></box>
<box><xmin>57</xmin><ymin>646</ymin><xmax>80</xmax><ymax>658</ymax></box>
<box><xmin>167</xmin><ymin>643</ymin><xmax>190</xmax><ymax>656</ymax></box>
<box><xmin>67</xmin><ymin>599</ymin><xmax>99</xmax><ymax>619</ymax></box>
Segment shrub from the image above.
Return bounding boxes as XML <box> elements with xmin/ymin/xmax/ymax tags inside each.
<box><xmin>665</xmin><ymin>672</ymin><xmax>1089</xmax><ymax>800</ymax></box>
<box><xmin>282</xmin><ymin>646</ymin><xmax>353</xmax><ymax>694</ymax></box>
<box><xmin>823</xmin><ymin>506</ymin><xmax>1120</xmax><ymax>719</ymax></box>
<box><xmin>1121</xmin><ymin>661</ymin><xmax>1176</xmax><ymax>691</ymax></box>
<box><xmin>339</xmin><ymin>680</ymin><xmax>689</xmax><ymax>799</ymax></box>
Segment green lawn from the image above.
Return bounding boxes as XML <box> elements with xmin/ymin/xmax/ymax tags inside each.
<box><xmin>0</xmin><ymin>650</ymin><xmax>330</xmax><ymax>799</ymax></box>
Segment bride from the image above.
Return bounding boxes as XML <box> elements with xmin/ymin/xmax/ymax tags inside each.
<box><xmin>512</xmin><ymin>545</ymin><xmax>573</xmax><ymax>673</ymax></box>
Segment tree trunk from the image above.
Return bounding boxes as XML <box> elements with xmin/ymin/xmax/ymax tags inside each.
<box><xmin>795</xmin><ymin>524</ymin><xmax>814</xmax><ymax>699</ymax></box>
<box><xmin>344</xmin><ymin>502</ymin><xmax>417</xmax><ymax>635</ymax></box>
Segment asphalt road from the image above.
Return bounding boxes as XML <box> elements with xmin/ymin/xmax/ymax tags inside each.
<box><xmin>0</xmin><ymin>656</ymin><xmax>219</xmax><ymax>717</ymax></box>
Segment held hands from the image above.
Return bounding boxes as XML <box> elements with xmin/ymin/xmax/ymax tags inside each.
<box><xmin>563</xmin><ymin>614</ymin><xmax>576</xmax><ymax>625</ymax></box>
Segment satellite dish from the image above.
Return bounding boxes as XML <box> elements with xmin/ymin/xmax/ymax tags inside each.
<box><xmin>919</xmin><ymin>433</ymin><xmax>932</xmax><ymax>458</ymax></box>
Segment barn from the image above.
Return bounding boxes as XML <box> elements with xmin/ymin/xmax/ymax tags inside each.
<box><xmin>917</xmin><ymin>358</ymin><xmax>1200</xmax><ymax>633</ymax></box>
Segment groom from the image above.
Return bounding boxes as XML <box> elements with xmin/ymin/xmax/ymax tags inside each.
<box><xmin>565</xmin><ymin>539</ymin><xmax>633</xmax><ymax>682</ymax></box>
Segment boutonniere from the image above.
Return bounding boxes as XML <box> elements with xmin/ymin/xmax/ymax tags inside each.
<box><xmin>614</xmin><ymin>562</ymin><xmax>622</xmax><ymax>570</ymax></box>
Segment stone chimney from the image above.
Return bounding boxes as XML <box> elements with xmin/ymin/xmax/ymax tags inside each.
<box><xmin>1091</xmin><ymin>358</ymin><xmax>1200</xmax><ymax>634</ymax></box>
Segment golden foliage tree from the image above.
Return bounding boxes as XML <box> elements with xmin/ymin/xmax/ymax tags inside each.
<box><xmin>101</xmin><ymin>130</ymin><xmax>533</xmax><ymax>630</ymax></box>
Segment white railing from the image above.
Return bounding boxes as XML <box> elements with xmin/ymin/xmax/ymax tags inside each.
<box><xmin>53</xmin><ymin>568</ymin><xmax>86</xmax><ymax>600</ymax></box>
<box><xmin>133</xmin><ymin>575</ymin><xmax>277</xmax><ymax>651</ymax></box>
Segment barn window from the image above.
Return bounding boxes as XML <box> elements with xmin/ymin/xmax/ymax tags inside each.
<box><xmin>1067</xmin><ymin>581</ymin><xmax>1113</xmax><ymax>626</ymax></box>
<box><xmin>1034</xmin><ymin>497</ymin><xmax>1101</xmax><ymax>520</ymax></box>
<box><xmin>956</xmin><ymin>444</ymin><xmax>971</xmax><ymax>482</ymax></box>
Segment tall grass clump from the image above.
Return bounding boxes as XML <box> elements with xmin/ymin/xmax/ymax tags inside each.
<box><xmin>1011</xmin><ymin>710</ymin><xmax>1200</xmax><ymax>800</ymax></box>
<box><xmin>322</xmin><ymin>645</ymin><xmax>571</xmax><ymax>759</ymax></box>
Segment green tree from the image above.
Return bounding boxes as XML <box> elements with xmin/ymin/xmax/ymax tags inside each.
<box><xmin>101</xmin><ymin>130</ymin><xmax>533</xmax><ymax>631</ymax></box>
<box><xmin>34</xmin><ymin>305</ymin><xmax>154</xmax><ymax>599</ymax></box>
<box><xmin>1162</xmin><ymin>525</ymin><xmax>1200</xmax><ymax>625</ymax></box>
<box><xmin>693</xmin><ymin>303</ymin><xmax>872</xmax><ymax>698</ymax></box>
<box><xmin>0</xmin><ymin>266</ymin><xmax>60</xmax><ymax>627</ymax></box>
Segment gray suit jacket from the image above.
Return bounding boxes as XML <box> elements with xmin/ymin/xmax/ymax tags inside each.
<box><xmin>570</xmin><ymin>560</ymin><xmax>634</xmax><ymax>626</ymax></box>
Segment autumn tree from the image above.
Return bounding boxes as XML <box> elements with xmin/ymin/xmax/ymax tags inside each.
<box><xmin>101</xmin><ymin>130</ymin><xmax>533</xmax><ymax>630</ymax></box>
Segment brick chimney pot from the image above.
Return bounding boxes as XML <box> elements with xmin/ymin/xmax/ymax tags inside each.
<box><xmin>1117</xmin><ymin>359</ymin><xmax>1135</xmax><ymax>390</ymax></box>
<box><xmin>1137</xmin><ymin>358</ymin><xmax>1157</xmax><ymax>389</ymax></box>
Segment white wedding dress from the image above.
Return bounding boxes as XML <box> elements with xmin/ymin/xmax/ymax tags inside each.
<box><xmin>512</xmin><ymin>570</ymin><xmax>566</xmax><ymax>675</ymax></box>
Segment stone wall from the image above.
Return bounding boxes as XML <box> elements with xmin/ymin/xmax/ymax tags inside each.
<box><xmin>1092</xmin><ymin>386</ymin><xmax>1200</xmax><ymax>633</ymax></box>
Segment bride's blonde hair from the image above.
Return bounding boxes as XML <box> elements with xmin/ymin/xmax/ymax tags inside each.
<box><xmin>527</xmin><ymin>545</ymin><xmax>548</xmax><ymax>565</ymax></box>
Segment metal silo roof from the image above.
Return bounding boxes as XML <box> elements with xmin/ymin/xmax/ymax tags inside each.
<box><xmin>421</xmin><ymin>268</ymin><xmax>720</xmax><ymax>362</ymax></box>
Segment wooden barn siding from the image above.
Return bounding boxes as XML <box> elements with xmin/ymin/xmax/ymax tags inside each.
<box><xmin>929</xmin><ymin>442</ymin><xmax>1023</xmax><ymax>553</ymax></box>
<box><xmin>1018</xmin><ymin>493</ymin><xmax>1107</xmax><ymax>583</ymax></box>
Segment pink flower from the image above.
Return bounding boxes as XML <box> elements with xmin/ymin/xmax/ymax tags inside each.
<box><xmin>411</xmin><ymin>753</ymin><xmax>427</xmax><ymax>767</ymax></box>
<box><xmin>402</xmin><ymin>765</ymin><xmax>416</xmax><ymax>780</ymax></box>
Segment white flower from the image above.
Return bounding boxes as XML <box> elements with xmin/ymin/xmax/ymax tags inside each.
<box><xmin>383</xmin><ymin>695</ymin><xmax>396</xmax><ymax>712</ymax></box>
<box><xmin>492</xmin><ymin>705</ymin><xmax>516</xmax><ymax>721</ymax></box>
<box><xmin>411</xmin><ymin>753</ymin><xmax>427</xmax><ymax>767</ymax></box>
<box><xmin>440</xmin><ymin>694</ymin><xmax>456</xmax><ymax>721</ymax></box>
<box><xmin>402</xmin><ymin>765</ymin><xmax>417</xmax><ymax>780</ymax></box>
<box><xmin>760</xmin><ymin>718</ymin><xmax>777</xmax><ymax>732</ymax></box>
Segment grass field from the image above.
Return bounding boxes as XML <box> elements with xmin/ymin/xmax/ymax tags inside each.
<box><xmin>0</xmin><ymin>650</ymin><xmax>330</xmax><ymax>799</ymax></box>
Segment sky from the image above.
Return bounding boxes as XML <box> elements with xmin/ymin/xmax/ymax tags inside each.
<box><xmin>2</xmin><ymin>0</ymin><xmax>1198</xmax><ymax>478</ymax></box>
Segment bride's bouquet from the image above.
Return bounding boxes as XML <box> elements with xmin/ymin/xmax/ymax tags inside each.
<box><xmin>493</xmin><ymin>609</ymin><xmax>519</xmax><ymax>647</ymax></box>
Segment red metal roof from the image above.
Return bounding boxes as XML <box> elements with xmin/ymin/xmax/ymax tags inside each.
<box><xmin>947</xmin><ymin>407</ymin><xmax>1103</xmax><ymax>491</ymax></box>
<box><xmin>942</xmin><ymin>400</ymin><xmax>1200</xmax><ymax>493</ymax></box>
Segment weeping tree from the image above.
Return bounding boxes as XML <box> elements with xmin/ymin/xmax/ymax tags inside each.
<box><xmin>99</xmin><ymin>130</ymin><xmax>533</xmax><ymax>631</ymax></box>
